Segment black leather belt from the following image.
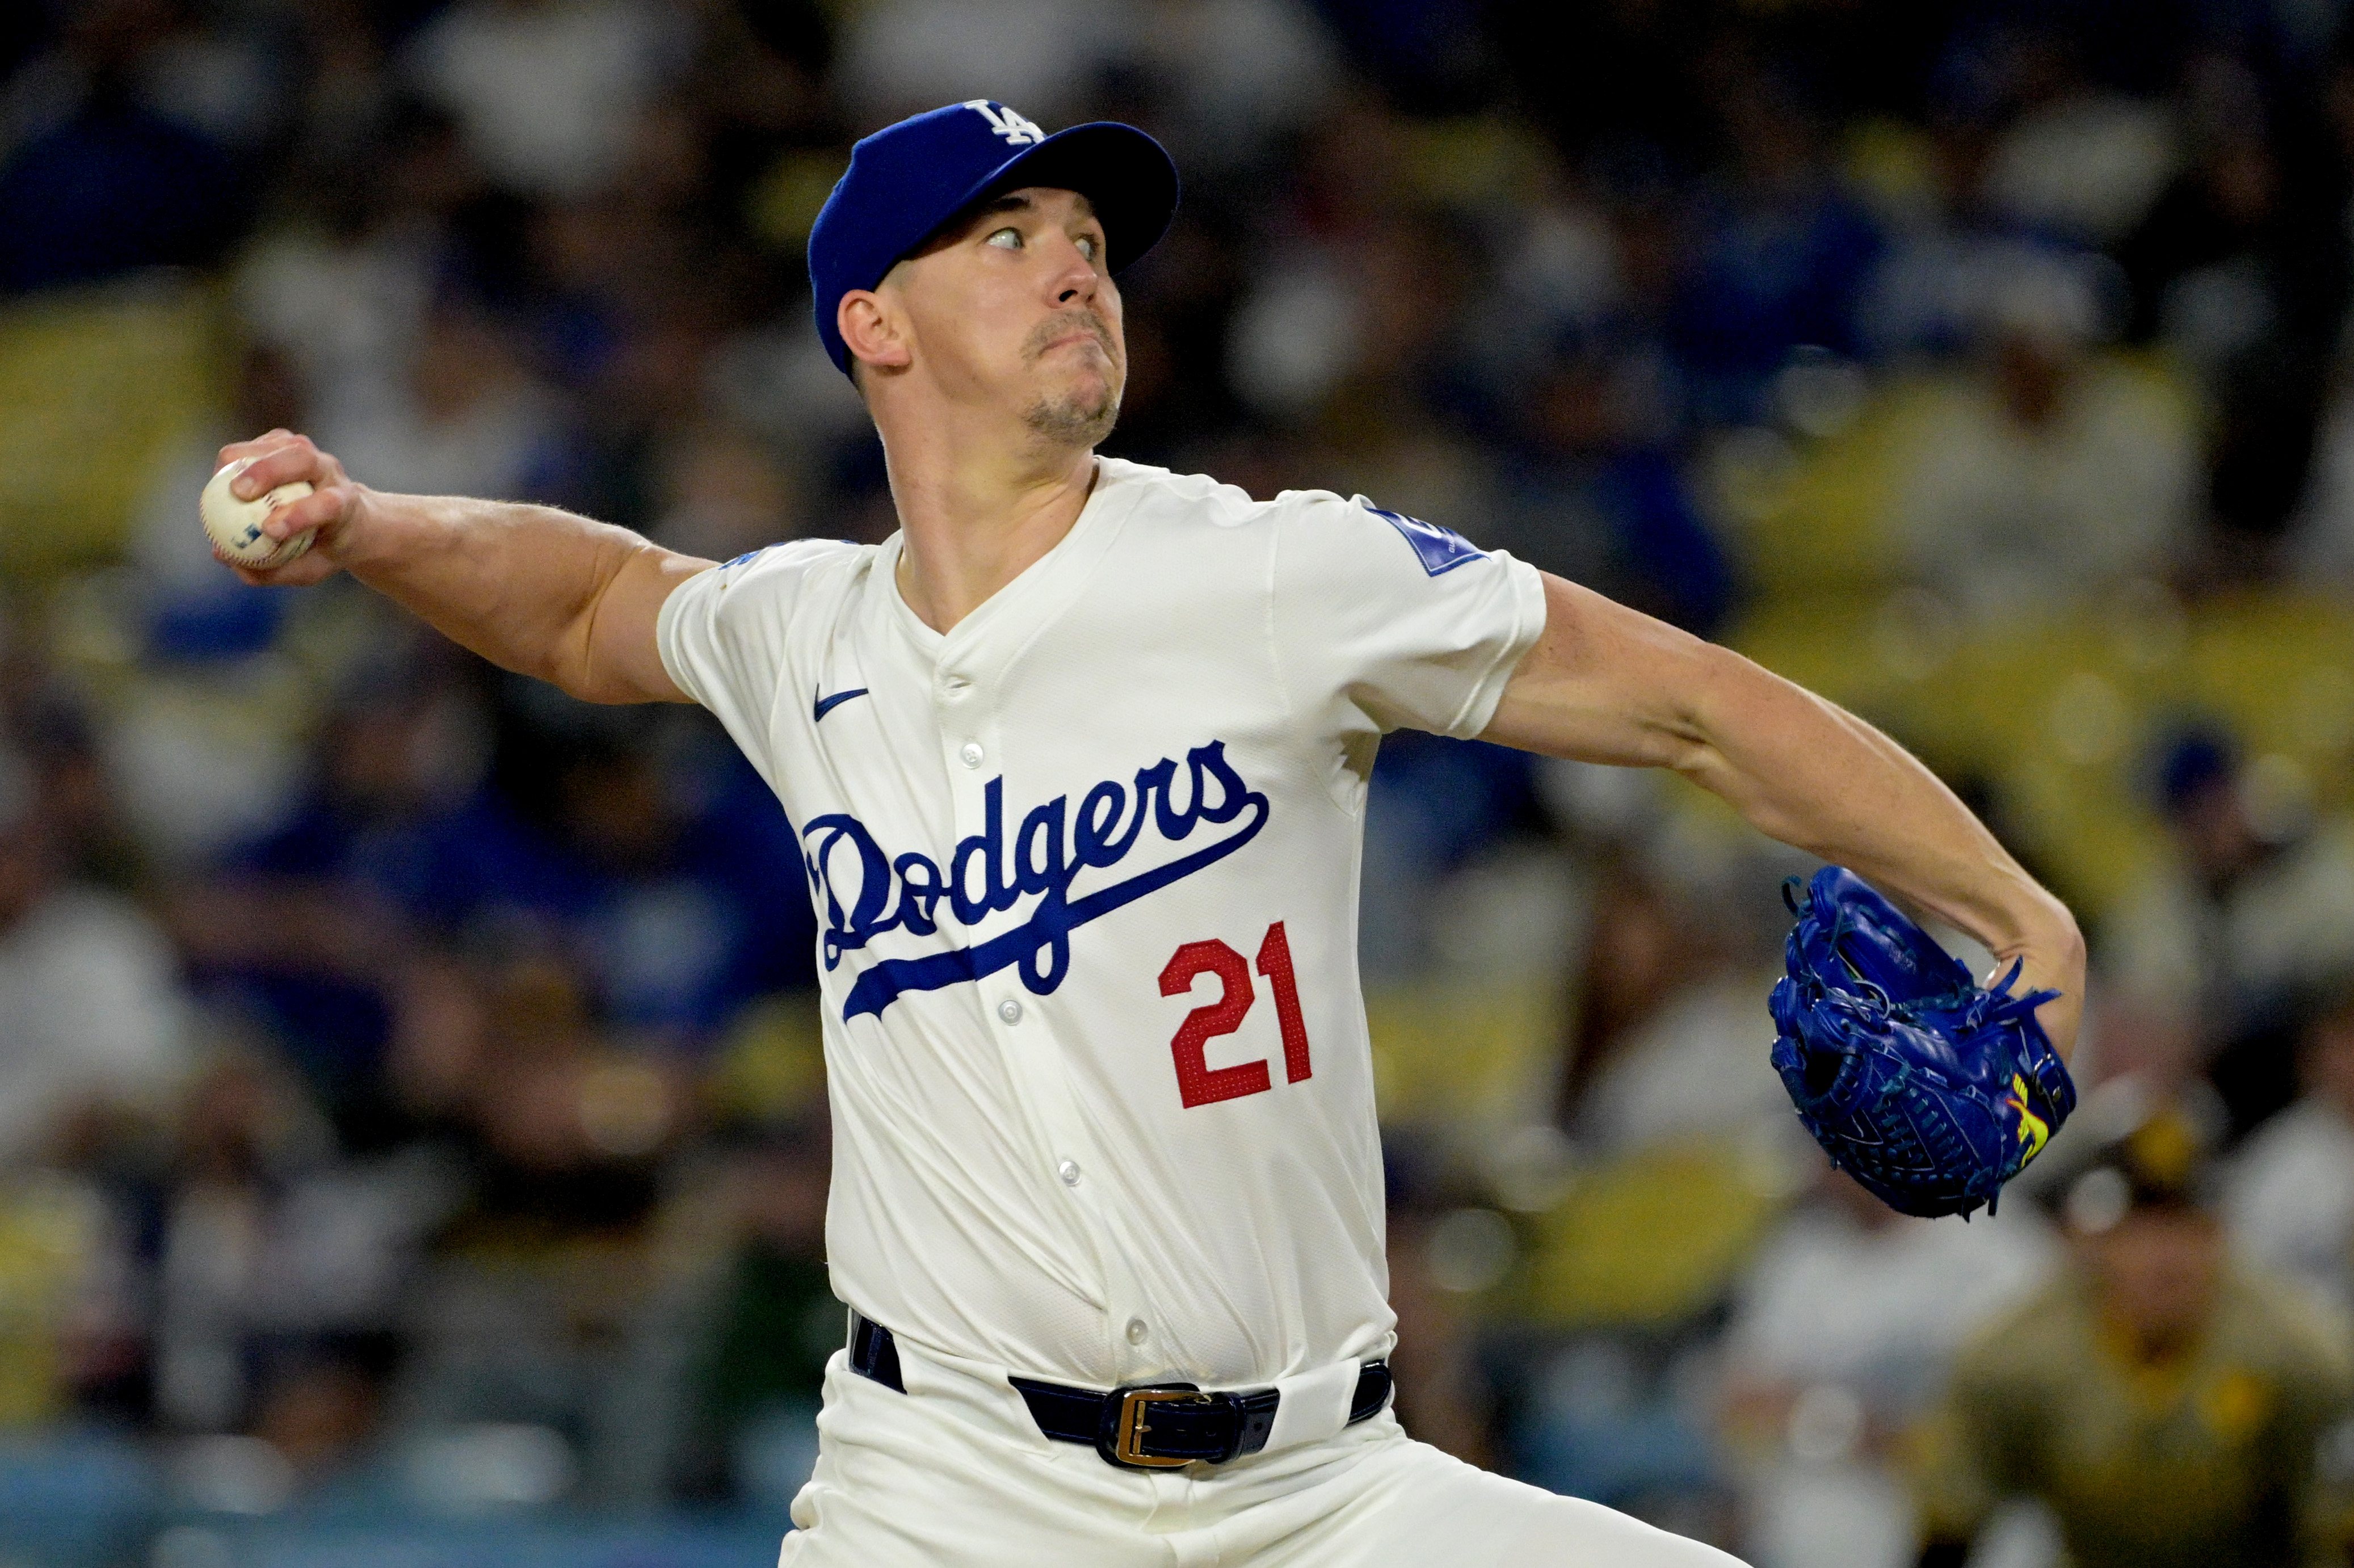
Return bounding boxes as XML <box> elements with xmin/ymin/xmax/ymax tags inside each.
<box><xmin>847</xmin><ymin>1311</ymin><xmax>1393</xmax><ymax>1469</ymax></box>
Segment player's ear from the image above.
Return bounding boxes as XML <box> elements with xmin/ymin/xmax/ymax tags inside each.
<box><xmin>839</xmin><ymin>290</ymin><xmax>912</xmax><ymax>380</ymax></box>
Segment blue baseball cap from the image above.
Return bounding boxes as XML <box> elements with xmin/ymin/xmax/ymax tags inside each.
<box><xmin>808</xmin><ymin>100</ymin><xmax>1180</xmax><ymax>377</ymax></box>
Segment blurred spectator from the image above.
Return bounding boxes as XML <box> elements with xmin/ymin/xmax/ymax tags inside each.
<box><xmin>834</xmin><ymin>0</ymin><xmax>1134</xmax><ymax>128</ymax></box>
<box><xmin>1481</xmin><ymin>329</ymin><xmax>1735</xmax><ymax>636</ymax></box>
<box><xmin>489</xmin><ymin>699</ymin><xmax>816</xmax><ymax>1041</ymax></box>
<box><xmin>1670</xmin><ymin>60</ymin><xmax>1882</xmax><ymax>427</ymax></box>
<box><xmin>682</xmin><ymin>1125</ymin><xmax>838</xmax><ymax>1507</ymax></box>
<box><xmin>386</xmin><ymin>949</ymin><xmax>685</xmax><ymax>1495</ymax></box>
<box><xmin>233</xmin><ymin>102</ymin><xmax>467</xmax><ymax>434</ymax></box>
<box><xmin>247</xmin><ymin>1342</ymin><xmax>401</xmax><ymax>1502</ymax></box>
<box><xmin>107</xmin><ymin>343</ymin><xmax>330</xmax><ymax>871</ymax></box>
<box><xmin>1721</xmin><ymin>1169</ymin><xmax>2057</xmax><ymax>1568</ymax></box>
<box><xmin>2225</xmin><ymin>987</ymin><xmax>2354</xmax><ymax>1323</ymax></box>
<box><xmin>1355</xmin><ymin>732</ymin><xmax>1538</xmax><ymax>978</ymax></box>
<box><xmin>1383</xmin><ymin>1158</ymin><xmax>1508</xmax><ymax>1471</ymax></box>
<box><xmin>1886</xmin><ymin>248</ymin><xmax>2197</xmax><ymax>616</ymax></box>
<box><xmin>316</xmin><ymin>299</ymin><xmax>578</xmax><ymax>506</ymax></box>
<box><xmin>1979</xmin><ymin>48</ymin><xmax>2176</xmax><ymax>247</ymax></box>
<box><xmin>13</xmin><ymin>682</ymin><xmax>146</xmax><ymax>894</ymax></box>
<box><xmin>412</xmin><ymin>951</ymin><xmax>676</xmax><ymax>1251</ymax></box>
<box><xmin>2287</xmin><ymin>367</ymin><xmax>2354</xmax><ymax>587</ymax></box>
<box><xmin>151</xmin><ymin>1048</ymin><xmax>326</xmax><ymax>1431</ymax></box>
<box><xmin>1511</xmin><ymin>1325</ymin><xmax>1732</xmax><ymax>1548</ymax></box>
<box><xmin>2115</xmin><ymin>53</ymin><xmax>2347</xmax><ymax>574</ymax></box>
<box><xmin>1556</xmin><ymin>855</ymin><xmax>1787</xmax><ymax>1159</ymax></box>
<box><xmin>0</xmin><ymin>0</ymin><xmax>248</xmax><ymax>294</ymax></box>
<box><xmin>2105</xmin><ymin>730</ymin><xmax>2354</xmax><ymax>1132</ymax></box>
<box><xmin>2285</xmin><ymin>42</ymin><xmax>2354</xmax><ymax>585</ymax></box>
<box><xmin>145</xmin><ymin>1048</ymin><xmax>452</xmax><ymax>1439</ymax></box>
<box><xmin>404</xmin><ymin>0</ymin><xmax>692</xmax><ymax>201</ymax></box>
<box><xmin>0</xmin><ymin>741</ymin><xmax>189</xmax><ymax>1167</ymax></box>
<box><xmin>644</xmin><ymin>419</ymin><xmax>799</xmax><ymax>563</ymax></box>
<box><xmin>1912</xmin><ymin>1107</ymin><xmax>2354</xmax><ymax>1568</ymax></box>
<box><xmin>1133</xmin><ymin>0</ymin><xmax>1341</xmax><ymax>176</ymax></box>
<box><xmin>169</xmin><ymin>649</ymin><xmax>550</xmax><ymax>1124</ymax></box>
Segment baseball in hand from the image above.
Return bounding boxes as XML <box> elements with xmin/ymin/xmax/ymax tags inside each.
<box><xmin>201</xmin><ymin>459</ymin><xmax>315</xmax><ymax>569</ymax></box>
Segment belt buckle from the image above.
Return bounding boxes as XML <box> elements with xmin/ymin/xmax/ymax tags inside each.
<box><xmin>1107</xmin><ymin>1384</ymin><xmax>1214</xmax><ymax>1469</ymax></box>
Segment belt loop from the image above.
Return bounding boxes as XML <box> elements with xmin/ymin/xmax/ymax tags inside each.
<box><xmin>1260</xmin><ymin>1358</ymin><xmax>1359</xmax><ymax>1455</ymax></box>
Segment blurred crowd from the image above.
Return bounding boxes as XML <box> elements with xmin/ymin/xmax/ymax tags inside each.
<box><xmin>5</xmin><ymin>0</ymin><xmax>2354</xmax><ymax>1564</ymax></box>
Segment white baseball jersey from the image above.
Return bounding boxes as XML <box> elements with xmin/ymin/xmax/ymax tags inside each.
<box><xmin>657</xmin><ymin>456</ymin><xmax>1544</xmax><ymax>1394</ymax></box>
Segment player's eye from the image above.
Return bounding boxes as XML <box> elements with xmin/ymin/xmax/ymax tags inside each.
<box><xmin>986</xmin><ymin>227</ymin><xmax>1023</xmax><ymax>250</ymax></box>
<box><xmin>1075</xmin><ymin>233</ymin><xmax>1100</xmax><ymax>262</ymax></box>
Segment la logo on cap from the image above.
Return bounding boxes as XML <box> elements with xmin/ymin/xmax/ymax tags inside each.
<box><xmin>964</xmin><ymin>100</ymin><xmax>1046</xmax><ymax>146</ymax></box>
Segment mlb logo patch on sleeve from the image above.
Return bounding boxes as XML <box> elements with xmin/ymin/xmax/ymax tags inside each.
<box><xmin>1364</xmin><ymin>503</ymin><xmax>1487</xmax><ymax>576</ymax></box>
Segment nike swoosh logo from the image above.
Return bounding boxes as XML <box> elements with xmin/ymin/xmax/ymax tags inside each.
<box><xmin>814</xmin><ymin>687</ymin><xmax>870</xmax><ymax>722</ymax></box>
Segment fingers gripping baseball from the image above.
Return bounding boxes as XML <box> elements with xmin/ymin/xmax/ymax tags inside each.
<box><xmin>206</xmin><ymin>430</ymin><xmax>359</xmax><ymax>586</ymax></box>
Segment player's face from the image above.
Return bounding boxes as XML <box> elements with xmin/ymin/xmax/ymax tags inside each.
<box><xmin>2084</xmin><ymin>1206</ymin><xmax>2221</xmax><ymax>1346</ymax></box>
<box><xmin>894</xmin><ymin>187</ymin><xmax>1125</xmax><ymax>445</ymax></box>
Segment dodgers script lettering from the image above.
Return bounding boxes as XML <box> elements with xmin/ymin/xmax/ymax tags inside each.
<box><xmin>801</xmin><ymin>741</ymin><xmax>1270</xmax><ymax>1020</ymax></box>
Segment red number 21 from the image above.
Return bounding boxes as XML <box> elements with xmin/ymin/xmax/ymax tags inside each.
<box><xmin>1158</xmin><ymin>920</ymin><xmax>1313</xmax><ymax>1109</ymax></box>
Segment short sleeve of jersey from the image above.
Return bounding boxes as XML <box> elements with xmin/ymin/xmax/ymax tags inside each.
<box><xmin>1270</xmin><ymin>491</ymin><xmax>1546</xmax><ymax>738</ymax></box>
<box><xmin>656</xmin><ymin>540</ymin><xmax>859</xmax><ymax>773</ymax></box>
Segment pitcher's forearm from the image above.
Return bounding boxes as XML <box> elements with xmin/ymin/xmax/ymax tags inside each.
<box><xmin>1674</xmin><ymin>654</ymin><xmax>2070</xmax><ymax>959</ymax></box>
<box><xmin>1485</xmin><ymin>573</ymin><xmax>2083</xmax><ymax>1054</ymax></box>
<box><xmin>209</xmin><ymin>431</ymin><xmax>709</xmax><ymax>704</ymax></box>
<box><xmin>1670</xmin><ymin>648</ymin><xmax>2085</xmax><ymax>1057</ymax></box>
<box><xmin>338</xmin><ymin>490</ymin><xmax>605</xmax><ymax>680</ymax></box>
<box><xmin>338</xmin><ymin>489</ymin><xmax>704</xmax><ymax>702</ymax></box>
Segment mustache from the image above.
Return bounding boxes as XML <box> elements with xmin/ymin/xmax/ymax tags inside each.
<box><xmin>1024</xmin><ymin>310</ymin><xmax>1118</xmax><ymax>363</ymax></box>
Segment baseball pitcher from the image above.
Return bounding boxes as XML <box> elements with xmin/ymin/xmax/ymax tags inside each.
<box><xmin>209</xmin><ymin>101</ymin><xmax>2084</xmax><ymax>1566</ymax></box>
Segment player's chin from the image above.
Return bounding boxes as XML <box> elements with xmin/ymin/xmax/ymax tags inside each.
<box><xmin>1023</xmin><ymin>377</ymin><xmax>1121</xmax><ymax>447</ymax></box>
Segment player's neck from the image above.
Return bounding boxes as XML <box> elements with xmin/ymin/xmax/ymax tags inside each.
<box><xmin>883</xmin><ymin>432</ymin><xmax>1099</xmax><ymax>634</ymax></box>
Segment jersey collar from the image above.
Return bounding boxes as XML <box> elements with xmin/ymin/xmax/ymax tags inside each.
<box><xmin>876</xmin><ymin>457</ymin><xmax>1144</xmax><ymax>665</ymax></box>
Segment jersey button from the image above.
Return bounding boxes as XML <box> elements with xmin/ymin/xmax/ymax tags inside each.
<box><xmin>1125</xmin><ymin>1318</ymin><xmax>1149</xmax><ymax>1346</ymax></box>
<box><xmin>959</xmin><ymin>742</ymin><xmax>985</xmax><ymax>769</ymax></box>
<box><xmin>997</xmin><ymin>998</ymin><xmax>1024</xmax><ymax>1024</ymax></box>
<box><xmin>1058</xmin><ymin>1159</ymin><xmax>1082</xmax><ymax>1188</ymax></box>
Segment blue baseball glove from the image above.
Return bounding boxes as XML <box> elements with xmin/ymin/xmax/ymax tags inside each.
<box><xmin>1768</xmin><ymin>866</ymin><xmax>2075</xmax><ymax>1219</ymax></box>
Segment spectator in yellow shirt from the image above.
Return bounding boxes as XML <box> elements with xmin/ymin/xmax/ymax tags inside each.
<box><xmin>1914</xmin><ymin>1107</ymin><xmax>2354</xmax><ymax>1568</ymax></box>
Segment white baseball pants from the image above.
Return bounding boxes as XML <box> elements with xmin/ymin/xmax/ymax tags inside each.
<box><xmin>777</xmin><ymin>1338</ymin><xmax>1747</xmax><ymax>1567</ymax></box>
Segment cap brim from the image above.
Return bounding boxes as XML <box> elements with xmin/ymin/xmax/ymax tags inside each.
<box><xmin>931</xmin><ymin>121</ymin><xmax>1179</xmax><ymax>276</ymax></box>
